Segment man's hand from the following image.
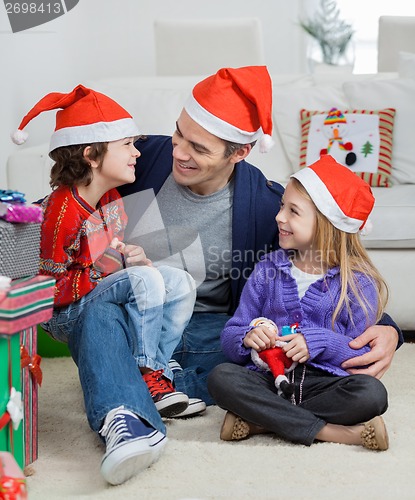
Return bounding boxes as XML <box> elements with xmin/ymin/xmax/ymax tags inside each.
<box><xmin>341</xmin><ymin>325</ymin><xmax>399</xmax><ymax>379</ymax></box>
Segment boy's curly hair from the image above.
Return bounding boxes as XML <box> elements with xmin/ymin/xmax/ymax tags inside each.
<box><xmin>49</xmin><ymin>143</ymin><xmax>108</xmax><ymax>189</ymax></box>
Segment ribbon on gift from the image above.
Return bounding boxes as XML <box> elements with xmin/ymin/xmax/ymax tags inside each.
<box><xmin>20</xmin><ymin>346</ymin><xmax>42</xmax><ymax>387</ymax></box>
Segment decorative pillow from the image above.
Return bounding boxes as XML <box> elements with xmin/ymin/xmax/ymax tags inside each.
<box><xmin>299</xmin><ymin>108</ymin><xmax>395</xmax><ymax>187</ymax></box>
<box><xmin>343</xmin><ymin>78</ymin><xmax>415</xmax><ymax>184</ymax></box>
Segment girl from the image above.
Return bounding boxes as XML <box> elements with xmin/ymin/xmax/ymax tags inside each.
<box><xmin>207</xmin><ymin>155</ymin><xmax>390</xmax><ymax>451</ymax></box>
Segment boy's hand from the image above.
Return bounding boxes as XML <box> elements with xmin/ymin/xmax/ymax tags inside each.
<box><xmin>110</xmin><ymin>238</ymin><xmax>152</xmax><ymax>266</ymax></box>
<box><xmin>123</xmin><ymin>244</ymin><xmax>152</xmax><ymax>267</ymax></box>
<box><xmin>243</xmin><ymin>325</ymin><xmax>277</xmax><ymax>351</ymax></box>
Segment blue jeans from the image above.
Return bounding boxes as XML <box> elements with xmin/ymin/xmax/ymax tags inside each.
<box><xmin>42</xmin><ymin>265</ymin><xmax>196</xmax><ymax>434</ymax></box>
<box><xmin>171</xmin><ymin>312</ymin><xmax>231</xmax><ymax>405</ymax></box>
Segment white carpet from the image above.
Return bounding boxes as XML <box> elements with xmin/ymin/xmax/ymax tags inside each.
<box><xmin>25</xmin><ymin>344</ymin><xmax>415</xmax><ymax>500</ymax></box>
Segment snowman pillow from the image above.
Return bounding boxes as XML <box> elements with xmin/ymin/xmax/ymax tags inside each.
<box><xmin>299</xmin><ymin>108</ymin><xmax>395</xmax><ymax>187</ymax></box>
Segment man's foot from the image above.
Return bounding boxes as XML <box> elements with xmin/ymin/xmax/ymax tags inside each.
<box><xmin>142</xmin><ymin>369</ymin><xmax>189</xmax><ymax>418</ymax></box>
<box><xmin>361</xmin><ymin>416</ymin><xmax>389</xmax><ymax>451</ymax></box>
<box><xmin>170</xmin><ymin>398</ymin><xmax>207</xmax><ymax>418</ymax></box>
<box><xmin>220</xmin><ymin>411</ymin><xmax>269</xmax><ymax>441</ymax></box>
<box><xmin>100</xmin><ymin>406</ymin><xmax>167</xmax><ymax>485</ymax></box>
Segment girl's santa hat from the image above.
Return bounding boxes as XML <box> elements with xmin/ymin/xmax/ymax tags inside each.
<box><xmin>291</xmin><ymin>155</ymin><xmax>375</xmax><ymax>234</ymax></box>
<box><xmin>11</xmin><ymin>84</ymin><xmax>140</xmax><ymax>153</ymax></box>
<box><xmin>184</xmin><ymin>66</ymin><xmax>274</xmax><ymax>153</ymax></box>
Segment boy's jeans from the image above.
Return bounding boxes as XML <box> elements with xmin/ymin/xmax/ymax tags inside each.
<box><xmin>42</xmin><ymin>265</ymin><xmax>196</xmax><ymax>433</ymax></box>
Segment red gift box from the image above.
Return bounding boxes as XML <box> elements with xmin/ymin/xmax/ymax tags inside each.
<box><xmin>0</xmin><ymin>451</ymin><xmax>27</xmax><ymax>500</ymax></box>
<box><xmin>0</xmin><ymin>276</ymin><xmax>55</xmax><ymax>335</ymax></box>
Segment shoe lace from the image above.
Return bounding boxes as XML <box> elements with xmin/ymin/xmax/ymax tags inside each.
<box><xmin>143</xmin><ymin>369</ymin><xmax>174</xmax><ymax>396</ymax></box>
<box><xmin>100</xmin><ymin>411</ymin><xmax>135</xmax><ymax>449</ymax></box>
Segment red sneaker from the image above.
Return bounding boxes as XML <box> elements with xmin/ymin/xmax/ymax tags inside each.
<box><xmin>142</xmin><ymin>369</ymin><xmax>189</xmax><ymax>418</ymax></box>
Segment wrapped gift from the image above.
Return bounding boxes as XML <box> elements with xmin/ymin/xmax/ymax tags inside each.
<box><xmin>0</xmin><ymin>451</ymin><xmax>27</xmax><ymax>499</ymax></box>
<box><xmin>0</xmin><ymin>203</ymin><xmax>43</xmax><ymax>225</ymax></box>
<box><xmin>0</xmin><ymin>221</ymin><xmax>41</xmax><ymax>280</ymax></box>
<box><xmin>0</xmin><ymin>276</ymin><xmax>55</xmax><ymax>335</ymax></box>
<box><xmin>0</xmin><ymin>276</ymin><xmax>55</xmax><ymax>468</ymax></box>
<box><xmin>0</xmin><ymin>334</ymin><xmax>24</xmax><ymax>469</ymax></box>
<box><xmin>20</xmin><ymin>329</ymin><xmax>42</xmax><ymax>467</ymax></box>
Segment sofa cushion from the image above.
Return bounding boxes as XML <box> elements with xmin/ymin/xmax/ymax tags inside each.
<box><xmin>398</xmin><ymin>51</ymin><xmax>415</xmax><ymax>79</ymax></box>
<box><xmin>273</xmin><ymin>85</ymin><xmax>349</xmax><ymax>171</ymax></box>
<box><xmin>343</xmin><ymin>78</ymin><xmax>415</xmax><ymax>185</ymax></box>
<box><xmin>361</xmin><ymin>185</ymin><xmax>415</xmax><ymax>249</ymax></box>
<box><xmin>299</xmin><ymin>108</ymin><xmax>395</xmax><ymax>187</ymax></box>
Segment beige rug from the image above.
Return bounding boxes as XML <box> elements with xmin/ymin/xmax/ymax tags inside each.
<box><xmin>25</xmin><ymin>344</ymin><xmax>415</xmax><ymax>500</ymax></box>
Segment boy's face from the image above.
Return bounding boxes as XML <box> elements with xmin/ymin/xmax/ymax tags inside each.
<box><xmin>98</xmin><ymin>138</ymin><xmax>140</xmax><ymax>189</ymax></box>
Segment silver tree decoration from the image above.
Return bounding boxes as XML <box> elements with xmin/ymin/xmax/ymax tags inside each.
<box><xmin>300</xmin><ymin>0</ymin><xmax>354</xmax><ymax>66</ymax></box>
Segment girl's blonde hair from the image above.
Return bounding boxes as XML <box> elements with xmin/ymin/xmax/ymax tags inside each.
<box><xmin>291</xmin><ymin>178</ymin><xmax>389</xmax><ymax>329</ymax></box>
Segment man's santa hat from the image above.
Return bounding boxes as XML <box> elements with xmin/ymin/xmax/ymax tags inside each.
<box><xmin>11</xmin><ymin>84</ymin><xmax>140</xmax><ymax>153</ymax></box>
<box><xmin>291</xmin><ymin>155</ymin><xmax>375</xmax><ymax>234</ymax></box>
<box><xmin>184</xmin><ymin>66</ymin><xmax>274</xmax><ymax>153</ymax></box>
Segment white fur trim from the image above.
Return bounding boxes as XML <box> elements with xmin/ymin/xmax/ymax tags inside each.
<box><xmin>11</xmin><ymin>129</ymin><xmax>28</xmax><ymax>145</ymax></box>
<box><xmin>291</xmin><ymin>167</ymin><xmax>364</xmax><ymax>233</ymax></box>
<box><xmin>359</xmin><ymin>218</ymin><xmax>373</xmax><ymax>236</ymax></box>
<box><xmin>251</xmin><ymin>349</ymin><xmax>270</xmax><ymax>371</ymax></box>
<box><xmin>259</xmin><ymin>134</ymin><xmax>275</xmax><ymax>153</ymax></box>
<box><xmin>184</xmin><ymin>93</ymin><xmax>263</xmax><ymax>144</ymax></box>
<box><xmin>49</xmin><ymin>118</ymin><xmax>140</xmax><ymax>152</ymax></box>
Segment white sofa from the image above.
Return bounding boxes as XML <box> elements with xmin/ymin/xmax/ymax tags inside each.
<box><xmin>6</xmin><ymin>70</ymin><xmax>415</xmax><ymax>330</ymax></box>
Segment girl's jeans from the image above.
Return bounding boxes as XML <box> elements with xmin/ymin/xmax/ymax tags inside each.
<box><xmin>41</xmin><ymin>265</ymin><xmax>196</xmax><ymax>434</ymax></box>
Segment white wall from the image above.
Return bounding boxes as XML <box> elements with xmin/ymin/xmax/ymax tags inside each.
<box><xmin>0</xmin><ymin>0</ymin><xmax>304</xmax><ymax>190</ymax></box>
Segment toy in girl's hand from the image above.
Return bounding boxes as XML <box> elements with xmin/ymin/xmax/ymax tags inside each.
<box><xmin>250</xmin><ymin>317</ymin><xmax>297</xmax><ymax>398</ymax></box>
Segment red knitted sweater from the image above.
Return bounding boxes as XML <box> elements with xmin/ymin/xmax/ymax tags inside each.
<box><xmin>39</xmin><ymin>186</ymin><xmax>128</xmax><ymax>307</ymax></box>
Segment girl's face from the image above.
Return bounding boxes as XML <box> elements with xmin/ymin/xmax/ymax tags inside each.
<box><xmin>276</xmin><ymin>180</ymin><xmax>317</xmax><ymax>254</ymax></box>
<box><xmin>98</xmin><ymin>137</ymin><xmax>140</xmax><ymax>189</ymax></box>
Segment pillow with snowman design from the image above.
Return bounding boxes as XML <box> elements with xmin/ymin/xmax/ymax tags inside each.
<box><xmin>299</xmin><ymin>108</ymin><xmax>395</xmax><ymax>187</ymax></box>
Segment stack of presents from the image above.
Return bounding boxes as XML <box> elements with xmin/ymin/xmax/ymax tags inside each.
<box><xmin>0</xmin><ymin>190</ymin><xmax>55</xmax><ymax>499</ymax></box>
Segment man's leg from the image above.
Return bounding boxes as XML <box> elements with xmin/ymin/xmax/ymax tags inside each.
<box><xmin>172</xmin><ymin>312</ymin><xmax>230</xmax><ymax>404</ymax></box>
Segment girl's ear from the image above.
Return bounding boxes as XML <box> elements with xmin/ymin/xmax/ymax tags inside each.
<box><xmin>83</xmin><ymin>146</ymin><xmax>98</xmax><ymax>169</ymax></box>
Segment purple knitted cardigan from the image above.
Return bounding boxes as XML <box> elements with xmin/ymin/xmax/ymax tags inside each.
<box><xmin>221</xmin><ymin>249</ymin><xmax>378</xmax><ymax>376</ymax></box>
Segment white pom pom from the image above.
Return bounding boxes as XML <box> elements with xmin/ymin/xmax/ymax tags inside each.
<box><xmin>359</xmin><ymin>218</ymin><xmax>373</xmax><ymax>236</ymax></box>
<box><xmin>259</xmin><ymin>134</ymin><xmax>275</xmax><ymax>153</ymax></box>
<box><xmin>11</xmin><ymin>129</ymin><xmax>28</xmax><ymax>145</ymax></box>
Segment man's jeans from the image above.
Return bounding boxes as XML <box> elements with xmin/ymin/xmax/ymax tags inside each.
<box><xmin>172</xmin><ymin>312</ymin><xmax>231</xmax><ymax>405</ymax></box>
<box><xmin>42</xmin><ymin>265</ymin><xmax>196</xmax><ymax>433</ymax></box>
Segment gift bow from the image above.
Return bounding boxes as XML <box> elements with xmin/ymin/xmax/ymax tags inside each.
<box><xmin>20</xmin><ymin>346</ymin><xmax>42</xmax><ymax>386</ymax></box>
<box><xmin>0</xmin><ymin>389</ymin><xmax>23</xmax><ymax>432</ymax></box>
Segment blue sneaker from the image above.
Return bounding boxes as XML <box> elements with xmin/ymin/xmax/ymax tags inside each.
<box><xmin>100</xmin><ymin>406</ymin><xmax>167</xmax><ymax>485</ymax></box>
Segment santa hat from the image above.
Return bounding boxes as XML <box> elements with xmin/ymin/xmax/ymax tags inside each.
<box><xmin>184</xmin><ymin>66</ymin><xmax>274</xmax><ymax>153</ymax></box>
<box><xmin>324</xmin><ymin>107</ymin><xmax>347</xmax><ymax>125</ymax></box>
<box><xmin>291</xmin><ymin>155</ymin><xmax>375</xmax><ymax>233</ymax></box>
<box><xmin>11</xmin><ymin>84</ymin><xmax>140</xmax><ymax>153</ymax></box>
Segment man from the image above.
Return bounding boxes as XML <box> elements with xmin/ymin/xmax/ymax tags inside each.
<box><xmin>118</xmin><ymin>66</ymin><xmax>403</xmax><ymax>409</ymax></box>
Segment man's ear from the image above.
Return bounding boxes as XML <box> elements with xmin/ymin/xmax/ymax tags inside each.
<box><xmin>231</xmin><ymin>143</ymin><xmax>252</xmax><ymax>163</ymax></box>
<box><xmin>83</xmin><ymin>146</ymin><xmax>98</xmax><ymax>168</ymax></box>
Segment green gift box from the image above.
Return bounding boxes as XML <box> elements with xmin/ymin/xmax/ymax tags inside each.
<box><xmin>0</xmin><ymin>333</ymin><xmax>24</xmax><ymax>469</ymax></box>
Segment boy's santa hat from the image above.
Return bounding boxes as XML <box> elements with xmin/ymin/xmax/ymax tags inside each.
<box><xmin>184</xmin><ymin>66</ymin><xmax>274</xmax><ymax>153</ymax></box>
<box><xmin>291</xmin><ymin>155</ymin><xmax>375</xmax><ymax>233</ymax></box>
<box><xmin>11</xmin><ymin>84</ymin><xmax>140</xmax><ymax>153</ymax></box>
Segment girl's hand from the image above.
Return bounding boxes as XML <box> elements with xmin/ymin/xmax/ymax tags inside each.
<box><xmin>243</xmin><ymin>326</ymin><xmax>277</xmax><ymax>351</ymax></box>
<box><xmin>280</xmin><ymin>333</ymin><xmax>309</xmax><ymax>363</ymax></box>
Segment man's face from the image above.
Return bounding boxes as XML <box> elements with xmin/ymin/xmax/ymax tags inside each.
<box><xmin>171</xmin><ymin>110</ymin><xmax>243</xmax><ymax>196</ymax></box>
